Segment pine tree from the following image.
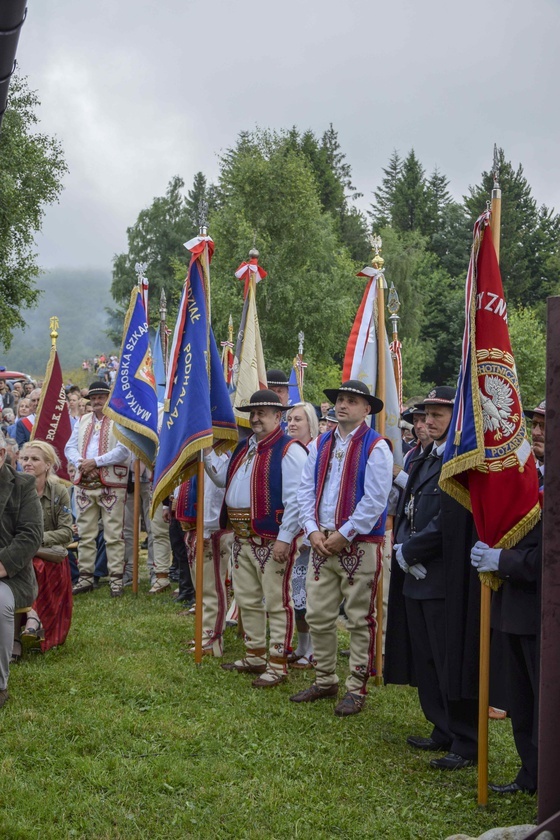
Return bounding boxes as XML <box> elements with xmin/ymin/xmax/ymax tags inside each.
<box><xmin>369</xmin><ymin>150</ymin><xmax>402</xmax><ymax>230</ymax></box>
<box><xmin>392</xmin><ymin>149</ymin><xmax>430</xmax><ymax>233</ymax></box>
<box><xmin>184</xmin><ymin>171</ymin><xmax>209</xmax><ymax>235</ymax></box>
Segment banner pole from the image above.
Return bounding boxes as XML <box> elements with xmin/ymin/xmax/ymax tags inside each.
<box><xmin>132</xmin><ymin>459</ymin><xmax>140</xmax><ymax>595</ymax></box>
<box><xmin>477</xmin><ymin>146</ymin><xmax>502</xmax><ymax>807</ymax></box>
<box><xmin>371</xmin><ymin>237</ymin><xmax>386</xmax><ymax>687</ymax></box>
<box><xmin>194</xmin><ymin>450</ymin><xmax>205</xmax><ymax>665</ymax></box>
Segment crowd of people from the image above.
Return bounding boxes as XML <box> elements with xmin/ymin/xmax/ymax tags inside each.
<box><xmin>0</xmin><ymin>365</ymin><xmax>545</xmax><ymax>798</ymax></box>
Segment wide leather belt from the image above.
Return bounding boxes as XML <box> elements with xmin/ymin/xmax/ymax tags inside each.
<box><xmin>227</xmin><ymin>508</ymin><xmax>256</xmax><ymax>538</ymax></box>
<box><xmin>80</xmin><ymin>479</ymin><xmax>103</xmax><ymax>489</ymax></box>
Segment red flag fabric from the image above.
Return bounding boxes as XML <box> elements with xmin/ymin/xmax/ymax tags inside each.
<box><xmin>31</xmin><ymin>348</ymin><xmax>72</xmax><ymax>482</ymax></box>
<box><xmin>440</xmin><ymin>216</ymin><xmax>540</xmax><ymax>549</ymax></box>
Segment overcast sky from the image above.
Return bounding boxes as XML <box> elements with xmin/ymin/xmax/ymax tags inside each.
<box><xmin>15</xmin><ymin>0</ymin><xmax>560</xmax><ymax>272</ymax></box>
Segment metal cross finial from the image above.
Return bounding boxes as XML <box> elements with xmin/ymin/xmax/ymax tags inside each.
<box><xmin>135</xmin><ymin>262</ymin><xmax>148</xmax><ymax>283</ymax></box>
<box><xmin>492</xmin><ymin>143</ymin><xmax>500</xmax><ymax>191</ymax></box>
<box><xmin>198</xmin><ymin>199</ymin><xmax>209</xmax><ymax>235</ymax></box>
<box><xmin>298</xmin><ymin>331</ymin><xmax>305</xmax><ymax>356</ymax></box>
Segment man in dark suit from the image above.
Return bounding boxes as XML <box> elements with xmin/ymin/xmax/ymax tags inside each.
<box><xmin>470</xmin><ymin>397</ymin><xmax>545</xmax><ymax>795</ymax></box>
<box><xmin>386</xmin><ymin>386</ymin><xmax>479</xmax><ymax>770</ymax></box>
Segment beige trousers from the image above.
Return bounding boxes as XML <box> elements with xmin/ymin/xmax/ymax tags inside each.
<box><xmin>306</xmin><ymin>540</ymin><xmax>382</xmax><ymax>695</ymax></box>
<box><xmin>185</xmin><ymin>529</ymin><xmax>233</xmax><ymax>654</ymax></box>
<box><xmin>75</xmin><ymin>485</ymin><xmax>127</xmax><ymax>577</ymax></box>
<box><xmin>151</xmin><ymin>502</ymin><xmax>172</xmax><ymax>575</ymax></box>
<box><xmin>232</xmin><ymin>535</ymin><xmax>296</xmax><ymax>675</ymax></box>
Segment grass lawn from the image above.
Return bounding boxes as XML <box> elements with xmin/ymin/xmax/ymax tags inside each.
<box><xmin>1</xmin><ymin>575</ymin><xmax>537</xmax><ymax>840</ymax></box>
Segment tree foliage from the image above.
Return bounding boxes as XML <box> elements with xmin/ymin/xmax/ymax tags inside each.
<box><xmin>0</xmin><ymin>75</ymin><xmax>67</xmax><ymax>349</ymax></box>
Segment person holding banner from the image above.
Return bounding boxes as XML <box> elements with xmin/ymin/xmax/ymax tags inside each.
<box><xmin>205</xmin><ymin>389</ymin><xmax>307</xmax><ymax>688</ymax></box>
<box><xmin>65</xmin><ymin>382</ymin><xmax>130</xmax><ymax>598</ymax></box>
<box><xmin>291</xmin><ymin>380</ymin><xmax>392</xmax><ymax>716</ymax></box>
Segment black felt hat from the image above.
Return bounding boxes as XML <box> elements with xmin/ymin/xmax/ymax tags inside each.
<box><xmin>266</xmin><ymin>369</ymin><xmax>289</xmax><ymax>387</ymax></box>
<box><xmin>402</xmin><ymin>404</ymin><xmax>426</xmax><ymax>425</ymax></box>
<box><xmin>236</xmin><ymin>389</ymin><xmax>289</xmax><ymax>412</ymax></box>
<box><xmin>88</xmin><ymin>381</ymin><xmax>111</xmax><ymax>397</ymax></box>
<box><xmin>322</xmin><ymin>380</ymin><xmax>384</xmax><ymax>415</ymax></box>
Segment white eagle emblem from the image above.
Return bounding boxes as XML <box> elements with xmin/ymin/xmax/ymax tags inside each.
<box><xmin>479</xmin><ymin>375</ymin><xmax>519</xmax><ymax>440</ymax></box>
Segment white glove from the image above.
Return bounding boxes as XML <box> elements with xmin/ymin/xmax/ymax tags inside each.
<box><xmin>470</xmin><ymin>541</ymin><xmax>501</xmax><ymax>573</ymax></box>
<box><xmin>409</xmin><ymin>563</ymin><xmax>427</xmax><ymax>581</ymax></box>
<box><xmin>394</xmin><ymin>543</ymin><xmax>409</xmax><ymax>573</ymax></box>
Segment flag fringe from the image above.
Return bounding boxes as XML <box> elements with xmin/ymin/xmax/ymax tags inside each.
<box><xmin>495</xmin><ymin>503</ymin><xmax>541</xmax><ymax>550</ymax></box>
<box><xmin>111</xmin><ymin>424</ymin><xmax>154</xmax><ymax>468</ymax></box>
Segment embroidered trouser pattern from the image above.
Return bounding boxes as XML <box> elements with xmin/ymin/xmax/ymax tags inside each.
<box><xmin>185</xmin><ymin>530</ymin><xmax>233</xmax><ymax>653</ymax></box>
<box><xmin>232</xmin><ymin>536</ymin><xmax>295</xmax><ymax>673</ymax></box>
<box><xmin>306</xmin><ymin>540</ymin><xmax>382</xmax><ymax>695</ymax></box>
<box><xmin>76</xmin><ymin>486</ymin><xmax>127</xmax><ymax>577</ymax></box>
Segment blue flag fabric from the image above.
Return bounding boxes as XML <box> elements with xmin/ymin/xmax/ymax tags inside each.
<box><xmin>288</xmin><ymin>366</ymin><xmax>302</xmax><ymax>405</ymax></box>
<box><xmin>104</xmin><ymin>287</ymin><xmax>159</xmax><ymax>467</ymax></box>
<box><xmin>151</xmin><ymin>247</ymin><xmax>238</xmax><ymax>513</ymax></box>
<box><xmin>151</xmin><ymin>325</ymin><xmax>167</xmax><ymax>403</ymax></box>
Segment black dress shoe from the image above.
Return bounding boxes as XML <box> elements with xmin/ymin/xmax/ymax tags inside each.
<box><xmin>407</xmin><ymin>736</ymin><xmax>451</xmax><ymax>752</ymax></box>
<box><xmin>429</xmin><ymin>752</ymin><xmax>476</xmax><ymax>770</ymax></box>
<box><xmin>489</xmin><ymin>781</ymin><xmax>536</xmax><ymax>795</ymax></box>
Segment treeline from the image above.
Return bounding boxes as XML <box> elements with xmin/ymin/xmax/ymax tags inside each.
<box><xmin>111</xmin><ymin>129</ymin><xmax>555</xmax><ymax>405</ymax></box>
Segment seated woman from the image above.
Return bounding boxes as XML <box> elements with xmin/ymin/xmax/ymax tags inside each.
<box><xmin>18</xmin><ymin>441</ymin><xmax>73</xmax><ymax>653</ymax></box>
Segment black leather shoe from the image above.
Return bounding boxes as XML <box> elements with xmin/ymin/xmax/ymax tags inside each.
<box><xmin>429</xmin><ymin>752</ymin><xmax>476</xmax><ymax>770</ymax></box>
<box><xmin>407</xmin><ymin>736</ymin><xmax>451</xmax><ymax>752</ymax></box>
<box><xmin>489</xmin><ymin>781</ymin><xmax>536</xmax><ymax>795</ymax></box>
<box><xmin>290</xmin><ymin>683</ymin><xmax>338</xmax><ymax>703</ymax></box>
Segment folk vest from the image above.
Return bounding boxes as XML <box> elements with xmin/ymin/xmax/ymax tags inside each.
<box><xmin>76</xmin><ymin>414</ymin><xmax>128</xmax><ymax>488</ymax></box>
<box><xmin>220</xmin><ymin>425</ymin><xmax>304</xmax><ymax>540</ymax></box>
<box><xmin>176</xmin><ymin>476</ymin><xmax>197</xmax><ymax>529</ymax></box>
<box><xmin>314</xmin><ymin>422</ymin><xmax>388</xmax><ymax>542</ymax></box>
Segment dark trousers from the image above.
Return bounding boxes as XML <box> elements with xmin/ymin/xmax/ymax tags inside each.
<box><xmin>505</xmin><ymin>633</ymin><xmax>538</xmax><ymax>790</ymax></box>
<box><xmin>405</xmin><ymin>596</ymin><xmax>478</xmax><ymax>760</ymax></box>
<box><xmin>169</xmin><ymin>518</ymin><xmax>194</xmax><ymax>601</ymax></box>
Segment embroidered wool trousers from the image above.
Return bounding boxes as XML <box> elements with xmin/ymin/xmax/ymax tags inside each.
<box><xmin>185</xmin><ymin>530</ymin><xmax>233</xmax><ymax>655</ymax></box>
<box><xmin>76</xmin><ymin>486</ymin><xmax>127</xmax><ymax>577</ymax></box>
<box><xmin>306</xmin><ymin>540</ymin><xmax>382</xmax><ymax>695</ymax></box>
<box><xmin>232</xmin><ymin>536</ymin><xmax>295</xmax><ymax>675</ymax></box>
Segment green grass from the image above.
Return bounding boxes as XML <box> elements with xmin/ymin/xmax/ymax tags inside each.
<box><xmin>1</xmin><ymin>577</ymin><xmax>537</xmax><ymax>840</ymax></box>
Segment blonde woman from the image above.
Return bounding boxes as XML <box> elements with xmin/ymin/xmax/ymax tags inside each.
<box><xmin>286</xmin><ymin>402</ymin><xmax>318</xmax><ymax>669</ymax></box>
<box><xmin>18</xmin><ymin>441</ymin><xmax>73</xmax><ymax>653</ymax></box>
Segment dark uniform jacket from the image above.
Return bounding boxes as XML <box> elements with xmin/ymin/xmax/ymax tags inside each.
<box><xmin>0</xmin><ymin>463</ymin><xmax>42</xmax><ymax>608</ymax></box>
<box><xmin>491</xmin><ymin>523</ymin><xmax>541</xmax><ymax>637</ymax></box>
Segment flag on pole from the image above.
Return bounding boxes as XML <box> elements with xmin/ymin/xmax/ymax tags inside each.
<box><xmin>230</xmin><ymin>252</ymin><xmax>268</xmax><ymax>428</ymax></box>
<box><xmin>31</xmin><ymin>343</ymin><xmax>72</xmax><ymax>482</ymax></box>
<box><xmin>104</xmin><ymin>279</ymin><xmax>159</xmax><ymax>468</ymax></box>
<box><xmin>151</xmin><ymin>325</ymin><xmax>167</xmax><ymax>403</ymax></box>
<box><xmin>151</xmin><ymin>235</ymin><xmax>238</xmax><ymax>513</ymax></box>
<box><xmin>343</xmin><ymin>267</ymin><xmax>403</xmax><ymax>466</ymax></box>
<box><xmin>288</xmin><ymin>365</ymin><xmax>302</xmax><ymax>404</ymax></box>
<box><xmin>220</xmin><ymin>316</ymin><xmax>235</xmax><ymax>387</ymax></box>
<box><xmin>440</xmin><ymin>212</ymin><xmax>540</xmax><ymax>554</ymax></box>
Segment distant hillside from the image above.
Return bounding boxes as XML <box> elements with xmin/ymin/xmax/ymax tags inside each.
<box><xmin>0</xmin><ymin>268</ymin><xmax>118</xmax><ymax>378</ymax></box>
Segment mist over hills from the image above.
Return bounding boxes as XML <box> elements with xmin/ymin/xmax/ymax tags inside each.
<box><xmin>0</xmin><ymin>269</ymin><xmax>118</xmax><ymax>378</ymax></box>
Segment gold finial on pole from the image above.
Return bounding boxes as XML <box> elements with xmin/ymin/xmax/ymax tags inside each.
<box><xmin>49</xmin><ymin>316</ymin><xmax>59</xmax><ymax>349</ymax></box>
<box><xmin>228</xmin><ymin>314</ymin><xmax>234</xmax><ymax>345</ymax></box>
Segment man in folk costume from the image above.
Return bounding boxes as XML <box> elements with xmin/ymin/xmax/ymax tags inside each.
<box><xmin>175</xmin><ymin>457</ymin><xmax>233</xmax><ymax>657</ymax></box>
<box><xmin>64</xmin><ymin>381</ymin><xmax>130</xmax><ymax>598</ymax></box>
<box><xmin>385</xmin><ymin>386</ymin><xmax>479</xmax><ymax>769</ymax></box>
<box><xmin>291</xmin><ymin>380</ymin><xmax>393</xmax><ymax>716</ymax></box>
<box><xmin>266</xmin><ymin>369</ymin><xmax>290</xmax><ymax>406</ymax></box>
<box><xmin>469</xmin><ymin>397</ymin><xmax>546</xmax><ymax>795</ymax></box>
<box><xmin>204</xmin><ymin>389</ymin><xmax>307</xmax><ymax>687</ymax></box>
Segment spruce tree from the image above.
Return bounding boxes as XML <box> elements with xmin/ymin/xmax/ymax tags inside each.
<box><xmin>369</xmin><ymin>149</ymin><xmax>402</xmax><ymax>230</ymax></box>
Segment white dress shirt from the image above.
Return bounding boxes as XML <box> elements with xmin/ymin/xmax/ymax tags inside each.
<box><xmin>205</xmin><ymin>432</ymin><xmax>307</xmax><ymax>543</ymax></box>
<box><xmin>299</xmin><ymin>425</ymin><xmax>393</xmax><ymax>543</ymax></box>
<box><xmin>64</xmin><ymin>417</ymin><xmax>130</xmax><ymax>469</ymax></box>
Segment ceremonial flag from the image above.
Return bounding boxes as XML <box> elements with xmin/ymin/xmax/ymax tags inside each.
<box><xmin>343</xmin><ymin>268</ymin><xmax>403</xmax><ymax>467</ymax></box>
<box><xmin>151</xmin><ymin>325</ymin><xmax>167</xmax><ymax>403</ymax></box>
<box><xmin>31</xmin><ymin>345</ymin><xmax>72</xmax><ymax>482</ymax></box>
<box><xmin>104</xmin><ymin>286</ymin><xmax>159</xmax><ymax>467</ymax></box>
<box><xmin>230</xmin><ymin>254</ymin><xmax>267</xmax><ymax>428</ymax></box>
<box><xmin>151</xmin><ymin>236</ymin><xmax>238</xmax><ymax>512</ymax></box>
<box><xmin>220</xmin><ymin>316</ymin><xmax>235</xmax><ymax>387</ymax></box>
<box><xmin>440</xmin><ymin>212</ymin><xmax>540</xmax><ymax>551</ymax></box>
<box><xmin>288</xmin><ymin>365</ymin><xmax>302</xmax><ymax>404</ymax></box>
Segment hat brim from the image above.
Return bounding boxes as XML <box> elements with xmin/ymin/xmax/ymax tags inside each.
<box><xmin>524</xmin><ymin>409</ymin><xmax>545</xmax><ymax>421</ymax></box>
<box><xmin>323</xmin><ymin>388</ymin><xmax>384</xmax><ymax>415</ymax></box>
<box><xmin>402</xmin><ymin>404</ymin><xmax>426</xmax><ymax>425</ymax></box>
<box><xmin>236</xmin><ymin>401</ymin><xmax>289</xmax><ymax>413</ymax></box>
<box><xmin>88</xmin><ymin>389</ymin><xmax>110</xmax><ymax>397</ymax></box>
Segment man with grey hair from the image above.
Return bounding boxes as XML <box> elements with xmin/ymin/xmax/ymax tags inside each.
<box><xmin>15</xmin><ymin>388</ymin><xmax>41</xmax><ymax>448</ymax></box>
<box><xmin>0</xmin><ymin>430</ymin><xmax>43</xmax><ymax>707</ymax></box>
